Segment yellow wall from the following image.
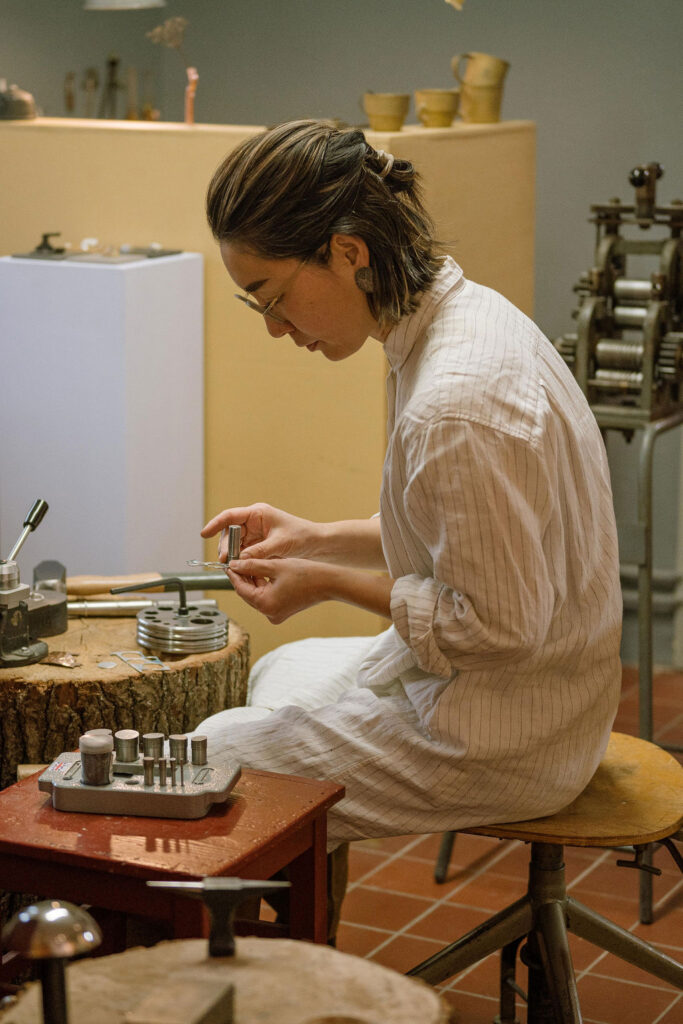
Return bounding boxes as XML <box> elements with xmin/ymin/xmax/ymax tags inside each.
<box><xmin>0</xmin><ymin>118</ymin><xmax>535</xmax><ymax>662</ymax></box>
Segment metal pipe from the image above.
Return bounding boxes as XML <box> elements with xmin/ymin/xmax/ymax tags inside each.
<box><xmin>40</xmin><ymin>958</ymin><xmax>68</xmax><ymax>1024</ymax></box>
<box><xmin>68</xmin><ymin>598</ymin><xmax>218</xmax><ymax>617</ymax></box>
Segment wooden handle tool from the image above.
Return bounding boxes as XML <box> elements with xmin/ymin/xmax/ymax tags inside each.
<box><xmin>66</xmin><ymin>572</ymin><xmax>233</xmax><ymax>597</ymax></box>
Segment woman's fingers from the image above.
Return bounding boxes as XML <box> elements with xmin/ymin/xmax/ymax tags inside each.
<box><xmin>228</xmin><ymin>557</ymin><xmax>273</xmax><ymax>579</ymax></box>
<box><xmin>201</xmin><ymin>506</ymin><xmax>252</xmax><ymax>538</ymax></box>
<box><xmin>227</xmin><ymin>557</ymin><xmax>322</xmax><ymax>625</ymax></box>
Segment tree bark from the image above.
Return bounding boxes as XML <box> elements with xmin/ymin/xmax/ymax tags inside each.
<box><xmin>0</xmin><ymin>616</ymin><xmax>250</xmax><ymax>790</ymax></box>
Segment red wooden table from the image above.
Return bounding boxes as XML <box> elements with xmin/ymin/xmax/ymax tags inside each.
<box><xmin>0</xmin><ymin>768</ymin><xmax>344</xmax><ymax>947</ymax></box>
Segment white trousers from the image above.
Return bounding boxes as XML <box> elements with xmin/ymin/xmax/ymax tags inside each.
<box><xmin>194</xmin><ymin>636</ymin><xmax>575</xmax><ymax>851</ymax></box>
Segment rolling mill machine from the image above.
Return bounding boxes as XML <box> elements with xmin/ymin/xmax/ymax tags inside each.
<box><xmin>553</xmin><ymin>163</ymin><xmax>683</xmax><ymax>922</ymax></box>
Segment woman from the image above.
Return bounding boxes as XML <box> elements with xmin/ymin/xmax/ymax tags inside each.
<box><xmin>196</xmin><ymin>119</ymin><xmax>622</xmax><ymax>856</ymax></box>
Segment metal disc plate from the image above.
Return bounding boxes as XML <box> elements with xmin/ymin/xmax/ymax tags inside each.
<box><xmin>135</xmin><ymin>603</ymin><xmax>228</xmax><ymax>654</ymax></box>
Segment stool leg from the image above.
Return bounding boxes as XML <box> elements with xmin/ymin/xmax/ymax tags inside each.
<box><xmin>639</xmin><ymin>845</ymin><xmax>654</xmax><ymax>925</ymax></box>
<box><xmin>434</xmin><ymin>831</ymin><xmax>456</xmax><ymax>883</ymax></box>
<box><xmin>498</xmin><ymin>938</ymin><xmax>524</xmax><ymax>1024</ymax></box>
<box><xmin>407</xmin><ymin>895</ymin><xmax>532</xmax><ymax>986</ymax></box>
<box><xmin>566</xmin><ymin>896</ymin><xmax>683</xmax><ymax>989</ymax></box>
<box><xmin>533</xmin><ymin>900</ymin><xmax>582</xmax><ymax>1024</ymax></box>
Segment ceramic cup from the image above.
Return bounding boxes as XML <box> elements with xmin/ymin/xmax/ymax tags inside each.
<box><xmin>362</xmin><ymin>92</ymin><xmax>410</xmax><ymax>132</ymax></box>
<box><xmin>459</xmin><ymin>83</ymin><xmax>506</xmax><ymax>123</ymax></box>
<box><xmin>415</xmin><ymin>88</ymin><xmax>460</xmax><ymax>128</ymax></box>
<box><xmin>451</xmin><ymin>52</ymin><xmax>509</xmax><ymax>124</ymax></box>
<box><xmin>451</xmin><ymin>52</ymin><xmax>510</xmax><ymax>87</ymax></box>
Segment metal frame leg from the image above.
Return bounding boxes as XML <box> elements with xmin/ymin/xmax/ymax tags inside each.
<box><xmin>633</xmin><ymin>409</ymin><xmax>683</xmax><ymax>748</ymax></box>
<box><xmin>534</xmin><ymin>900</ymin><xmax>582</xmax><ymax>1024</ymax></box>
<box><xmin>566</xmin><ymin>895</ymin><xmax>683</xmax><ymax>988</ymax></box>
<box><xmin>407</xmin><ymin>896</ymin><xmax>532</xmax><ymax>986</ymax></box>
<box><xmin>434</xmin><ymin>831</ymin><xmax>456</xmax><ymax>883</ymax></box>
<box><xmin>409</xmin><ymin>840</ymin><xmax>683</xmax><ymax>1023</ymax></box>
<box><xmin>609</xmin><ymin>410</ymin><xmax>683</xmax><ymax>922</ymax></box>
<box><xmin>497</xmin><ymin>938</ymin><xmax>524</xmax><ymax>1024</ymax></box>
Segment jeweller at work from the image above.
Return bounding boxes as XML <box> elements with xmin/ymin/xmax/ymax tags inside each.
<box><xmin>190</xmin><ymin>121</ymin><xmax>622</xmax><ymax>944</ymax></box>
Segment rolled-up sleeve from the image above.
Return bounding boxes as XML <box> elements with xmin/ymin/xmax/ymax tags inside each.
<box><xmin>390</xmin><ymin>415</ymin><xmax>556</xmax><ymax>678</ymax></box>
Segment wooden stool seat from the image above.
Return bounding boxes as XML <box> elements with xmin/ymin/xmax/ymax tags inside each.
<box><xmin>466</xmin><ymin>732</ymin><xmax>683</xmax><ymax>848</ymax></box>
<box><xmin>410</xmin><ymin>733</ymin><xmax>683</xmax><ymax>1024</ymax></box>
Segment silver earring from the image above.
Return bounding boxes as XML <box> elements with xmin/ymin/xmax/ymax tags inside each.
<box><xmin>355</xmin><ymin>266</ymin><xmax>374</xmax><ymax>293</ymax></box>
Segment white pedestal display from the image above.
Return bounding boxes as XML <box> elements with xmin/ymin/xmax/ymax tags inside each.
<box><xmin>0</xmin><ymin>253</ymin><xmax>204</xmax><ymax>577</ymax></box>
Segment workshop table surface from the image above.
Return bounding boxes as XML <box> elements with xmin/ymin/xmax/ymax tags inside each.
<box><xmin>0</xmin><ymin>767</ymin><xmax>344</xmax><ymax>945</ymax></box>
<box><xmin>0</xmin><ymin>616</ymin><xmax>250</xmax><ymax>788</ymax></box>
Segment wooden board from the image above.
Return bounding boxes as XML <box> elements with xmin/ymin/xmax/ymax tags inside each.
<box><xmin>466</xmin><ymin>732</ymin><xmax>683</xmax><ymax>847</ymax></box>
<box><xmin>0</xmin><ymin>937</ymin><xmax>454</xmax><ymax>1024</ymax></box>
<box><xmin>0</xmin><ymin>616</ymin><xmax>250</xmax><ymax>790</ymax></box>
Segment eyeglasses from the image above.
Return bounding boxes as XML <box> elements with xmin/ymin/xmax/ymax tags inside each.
<box><xmin>234</xmin><ymin>258</ymin><xmax>307</xmax><ymax>326</ymax></box>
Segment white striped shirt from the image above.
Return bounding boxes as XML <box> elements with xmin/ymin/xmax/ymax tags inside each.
<box><xmin>197</xmin><ymin>258</ymin><xmax>623</xmax><ymax>846</ymax></box>
<box><xmin>360</xmin><ymin>257</ymin><xmax>622</xmax><ymax>759</ymax></box>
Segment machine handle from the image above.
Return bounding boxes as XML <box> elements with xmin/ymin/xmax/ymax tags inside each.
<box><xmin>6</xmin><ymin>498</ymin><xmax>49</xmax><ymax>561</ymax></box>
<box><xmin>23</xmin><ymin>498</ymin><xmax>49</xmax><ymax>530</ymax></box>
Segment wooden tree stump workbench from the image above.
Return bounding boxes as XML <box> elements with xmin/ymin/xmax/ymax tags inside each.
<box><xmin>0</xmin><ymin>937</ymin><xmax>455</xmax><ymax>1024</ymax></box>
<box><xmin>0</xmin><ymin>616</ymin><xmax>250</xmax><ymax>791</ymax></box>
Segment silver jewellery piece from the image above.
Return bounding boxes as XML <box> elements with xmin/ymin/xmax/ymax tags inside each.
<box><xmin>354</xmin><ymin>266</ymin><xmax>375</xmax><ymax>293</ymax></box>
<box><xmin>187</xmin><ymin>559</ymin><xmax>230</xmax><ymax>569</ymax></box>
<box><xmin>375</xmin><ymin>149</ymin><xmax>395</xmax><ymax>179</ymax></box>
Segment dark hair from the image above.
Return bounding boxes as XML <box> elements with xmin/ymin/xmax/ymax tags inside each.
<box><xmin>206</xmin><ymin>119</ymin><xmax>443</xmax><ymax>328</ymax></box>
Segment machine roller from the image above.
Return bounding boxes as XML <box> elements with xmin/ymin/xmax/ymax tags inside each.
<box><xmin>554</xmin><ymin>162</ymin><xmax>683</xmax><ymax>426</ymax></box>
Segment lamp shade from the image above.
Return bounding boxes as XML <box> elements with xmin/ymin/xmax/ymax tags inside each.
<box><xmin>84</xmin><ymin>1</ymin><xmax>166</xmax><ymax>9</ymax></box>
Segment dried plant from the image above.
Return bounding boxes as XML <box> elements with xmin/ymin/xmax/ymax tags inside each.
<box><xmin>147</xmin><ymin>16</ymin><xmax>190</xmax><ymax>63</ymax></box>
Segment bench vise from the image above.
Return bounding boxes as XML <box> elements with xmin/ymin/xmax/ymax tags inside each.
<box><xmin>0</xmin><ymin>499</ymin><xmax>68</xmax><ymax>667</ymax></box>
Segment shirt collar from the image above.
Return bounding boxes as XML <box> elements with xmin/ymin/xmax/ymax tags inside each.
<box><xmin>383</xmin><ymin>256</ymin><xmax>465</xmax><ymax>371</ymax></box>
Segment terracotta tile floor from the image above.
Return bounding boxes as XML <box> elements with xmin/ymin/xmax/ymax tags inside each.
<box><xmin>335</xmin><ymin>666</ymin><xmax>683</xmax><ymax>1023</ymax></box>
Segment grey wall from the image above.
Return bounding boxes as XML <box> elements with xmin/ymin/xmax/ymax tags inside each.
<box><xmin>2</xmin><ymin>0</ymin><xmax>682</xmax><ymax>662</ymax></box>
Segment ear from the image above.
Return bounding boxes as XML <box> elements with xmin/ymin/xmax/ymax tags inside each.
<box><xmin>328</xmin><ymin>233</ymin><xmax>370</xmax><ymax>274</ymax></box>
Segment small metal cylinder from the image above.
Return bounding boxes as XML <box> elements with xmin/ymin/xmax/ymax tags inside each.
<box><xmin>114</xmin><ymin>729</ymin><xmax>139</xmax><ymax>763</ymax></box>
<box><xmin>191</xmin><ymin>735</ymin><xmax>208</xmax><ymax>766</ymax></box>
<box><xmin>227</xmin><ymin>525</ymin><xmax>241</xmax><ymax>561</ymax></box>
<box><xmin>169</xmin><ymin>756</ymin><xmax>177</xmax><ymax>787</ymax></box>
<box><xmin>0</xmin><ymin>560</ymin><xmax>19</xmax><ymax>591</ymax></box>
<box><xmin>595</xmin><ymin>339</ymin><xmax>644</xmax><ymax>370</ymax></box>
<box><xmin>79</xmin><ymin>733</ymin><xmax>113</xmax><ymax>786</ymax></box>
<box><xmin>158</xmin><ymin>758</ymin><xmax>168</xmax><ymax>787</ymax></box>
<box><xmin>613</xmin><ymin>278</ymin><xmax>654</xmax><ymax>304</ymax></box>
<box><xmin>142</xmin><ymin>733</ymin><xmax>165</xmax><ymax>760</ymax></box>
<box><xmin>613</xmin><ymin>304</ymin><xmax>648</xmax><ymax>328</ymax></box>
<box><xmin>143</xmin><ymin>756</ymin><xmax>155</xmax><ymax>787</ymax></box>
<box><xmin>68</xmin><ymin>597</ymin><xmax>219</xmax><ymax>618</ymax></box>
<box><xmin>594</xmin><ymin>368</ymin><xmax>643</xmax><ymax>390</ymax></box>
<box><xmin>169</xmin><ymin>734</ymin><xmax>188</xmax><ymax>765</ymax></box>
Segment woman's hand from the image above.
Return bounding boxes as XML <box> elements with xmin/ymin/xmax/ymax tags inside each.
<box><xmin>202</xmin><ymin>503</ymin><xmax>388</xmax><ymax>569</ymax></box>
<box><xmin>201</xmin><ymin>503</ymin><xmax>318</xmax><ymax>562</ymax></box>
<box><xmin>226</xmin><ymin>557</ymin><xmax>330</xmax><ymax>624</ymax></box>
<box><xmin>227</xmin><ymin>556</ymin><xmax>394</xmax><ymax>624</ymax></box>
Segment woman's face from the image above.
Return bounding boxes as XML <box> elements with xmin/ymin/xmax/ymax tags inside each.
<box><xmin>220</xmin><ymin>234</ymin><xmax>384</xmax><ymax>361</ymax></box>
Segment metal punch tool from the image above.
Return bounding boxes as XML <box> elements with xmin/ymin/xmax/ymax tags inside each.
<box><xmin>187</xmin><ymin>525</ymin><xmax>241</xmax><ymax>570</ymax></box>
